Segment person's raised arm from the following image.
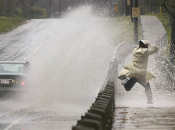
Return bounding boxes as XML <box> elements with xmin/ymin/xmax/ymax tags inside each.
<box><xmin>145</xmin><ymin>41</ymin><xmax>158</xmax><ymax>55</ymax></box>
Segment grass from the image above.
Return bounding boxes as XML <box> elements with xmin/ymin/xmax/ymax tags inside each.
<box><xmin>0</xmin><ymin>16</ymin><xmax>28</xmax><ymax>34</ymax></box>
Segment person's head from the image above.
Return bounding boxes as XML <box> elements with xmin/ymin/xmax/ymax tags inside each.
<box><xmin>139</xmin><ymin>40</ymin><xmax>148</xmax><ymax>48</ymax></box>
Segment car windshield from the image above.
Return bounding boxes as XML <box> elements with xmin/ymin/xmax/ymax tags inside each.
<box><xmin>0</xmin><ymin>63</ymin><xmax>24</xmax><ymax>74</ymax></box>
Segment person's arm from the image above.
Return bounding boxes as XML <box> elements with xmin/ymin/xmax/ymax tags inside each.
<box><xmin>145</xmin><ymin>41</ymin><xmax>158</xmax><ymax>55</ymax></box>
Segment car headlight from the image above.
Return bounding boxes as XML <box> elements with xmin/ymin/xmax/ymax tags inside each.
<box><xmin>12</xmin><ymin>79</ymin><xmax>15</xmax><ymax>83</ymax></box>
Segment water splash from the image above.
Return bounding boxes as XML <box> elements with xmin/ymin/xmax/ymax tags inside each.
<box><xmin>0</xmin><ymin>5</ymin><xmax>119</xmax><ymax>119</ymax></box>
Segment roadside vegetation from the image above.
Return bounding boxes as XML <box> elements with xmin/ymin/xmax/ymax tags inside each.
<box><xmin>0</xmin><ymin>0</ymin><xmax>47</xmax><ymax>34</ymax></box>
<box><xmin>0</xmin><ymin>16</ymin><xmax>27</xmax><ymax>34</ymax></box>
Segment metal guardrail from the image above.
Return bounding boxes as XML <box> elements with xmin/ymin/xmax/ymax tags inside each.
<box><xmin>72</xmin><ymin>82</ymin><xmax>115</xmax><ymax>130</ymax></box>
<box><xmin>72</xmin><ymin>49</ymin><xmax>118</xmax><ymax>130</ymax></box>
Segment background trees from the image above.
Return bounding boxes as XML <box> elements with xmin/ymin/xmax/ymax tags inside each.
<box><xmin>142</xmin><ymin>0</ymin><xmax>175</xmax><ymax>65</ymax></box>
<box><xmin>162</xmin><ymin>0</ymin><xmax>175</xmax><ymax>64</ymax></box>
<box><xmin>0</xmin><ymin>0</ymin><xmax>47</xmax><ymax>18</ymax></box>
<box><xmin>0</xmin><ymin>0</ymin><xmax>6</xmax><ymax>15</ymax></box>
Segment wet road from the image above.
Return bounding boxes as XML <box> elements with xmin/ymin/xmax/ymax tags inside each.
<box><xmin>0</xmin><ymin>7</ymin><xmax>120</xmax><ymax>130</ymax></box>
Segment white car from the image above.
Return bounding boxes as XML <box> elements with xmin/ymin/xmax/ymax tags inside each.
<box><xmin>0</xmin><ymin>61</ymin><xmax>30</xmax><ymax>87</ymax></box>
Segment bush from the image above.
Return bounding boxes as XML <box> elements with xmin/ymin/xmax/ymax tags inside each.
<box><xmin>13</xmin><ymin>8</ymin><xmax>23</xmax><ymax>17</ymax></box>
<box><xmin>30</xmin><ymin>6</ymin><xmax>47</xmax><ymax>18</ymax></box>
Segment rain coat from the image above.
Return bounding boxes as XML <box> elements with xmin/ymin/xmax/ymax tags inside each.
<box><xmin>118</xmin><ymin>45</ymin><xmax>158</xmax><ymax>85</ymax></box>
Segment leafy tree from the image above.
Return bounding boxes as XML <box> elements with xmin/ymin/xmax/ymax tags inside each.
<box><xmin>5</xmin><ymin>0</ymin><xmax>18</xmax><ymax>16</ymax></box>
<box><xmin>3</xmin><ymin>0</ymin><xmax>47</xmax><ymax>18</ymax></box>
<box><xmin>31</xmin><ymin>6</ymin><xmax>47</xmax><ymax>18</ymax></box>
<box><xmin>0</xmin><ymin>0</ymin><xmax>6</xmax><ymax>15</ymax></box>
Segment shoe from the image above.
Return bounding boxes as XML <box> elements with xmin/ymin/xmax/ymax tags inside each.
<box><xmin>121</xmin><ymin>77</ymin><xmax>130</xmax><ymax>85</ymax></box>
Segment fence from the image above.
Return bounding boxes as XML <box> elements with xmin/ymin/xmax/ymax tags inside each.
<box><xmin>72</xmin><ymin>49</ymin><xmax>118</xmax><ymax>130</ymax></box>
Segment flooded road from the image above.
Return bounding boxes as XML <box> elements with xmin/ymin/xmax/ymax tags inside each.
<box><xmin>0</xmin><ymin>7</ymin><xmax>120</xmax><ymax>130</ymax></box>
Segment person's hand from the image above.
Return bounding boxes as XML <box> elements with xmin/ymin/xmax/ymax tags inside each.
<box><xmin>144</xmin><ymin>40</ymin><xmax>152</xmax><ymax>46</ymax></box>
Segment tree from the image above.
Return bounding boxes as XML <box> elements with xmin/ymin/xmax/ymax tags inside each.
<box><xmin>0</xmin><ymin>0</ymin><xmax>6</xmax><ymax>15</ymax></box>
<box><xmin>3</xmin><ymin>0</ymin><xmax>39</xmax><ymax>17</ymax></box>
<box><xmin>162</xmin><ymin>0</ymin><xmax>175</xmax><ymax>64</ymax></box>
<box><xmin>18</xmin><ymin>0</ymin><xmax>31</xmax><ymax>17</ymax></box>
<box><xmin>5</xmin><ymin>0</ymin><xmax>18</xmax><ymax>16</ymax></box>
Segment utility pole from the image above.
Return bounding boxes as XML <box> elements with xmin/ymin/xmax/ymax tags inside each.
<box><xmin>125</xmin><ymin>0</ymin><xmax>130</xmax><ymax>15</ymax></box>
<box><xmin>130</xmin><ymin>0</ymin><xmax>133</xmax><ymax>22</ymax></box>
<box><xmin>133</xmin><ymin>0</ymin><xmax>139</xmax><ymax>44</ymax></box>
<box><xmin>49</xmin><ymin>0</ymin><xmax>52</xmax><ymax>18</ymax></box>
<box><xmin>59</xmin><ymin>0</ymin><xmax>61</xmax><ymax>18</ymax></box>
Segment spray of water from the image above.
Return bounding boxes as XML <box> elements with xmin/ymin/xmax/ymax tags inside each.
<box><xmin>2</xmin><ymin>5</ymin><xmax>173</xmax><ymax>120</ymax></box>
<box><xmin>0</xmin><ymin>5</ymin><xmax>120</xmax><ymax>119</ymax></box>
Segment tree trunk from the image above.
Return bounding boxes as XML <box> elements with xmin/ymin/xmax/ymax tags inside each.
<box><xmin>5</xmin><ymin>0</ymin><xmax>16</xmax><ymax>16</ymax></box>
<box><xmin>0</xmin><ymin>0</ymin><xmax>6</xmax><ymax>15</ymax></box>
<box><xmin>20</xmin><ymin>0</ymin><xmax>31</xmax><ymax>17</ymax></box>
<box><xmin>170</xmin><ymin>18</ymin><xmax>175</xmax><ymax>65</ymax></box>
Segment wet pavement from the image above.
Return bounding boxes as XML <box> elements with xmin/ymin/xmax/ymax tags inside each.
<box><xmin>113</xmin><ymin>15</ymin><xmax>175</xmax><ymax>130</ymax></box>
<box><xmin>113</xmin><ymin>107</ymin><xmax>175</xmax><ymax>130</ymax></box>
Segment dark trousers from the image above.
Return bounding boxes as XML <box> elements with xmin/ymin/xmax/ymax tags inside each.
<box><xmin>124</xmin><ymin>77</ymin><xmax>153</xmax><ymax>102</ymax></box>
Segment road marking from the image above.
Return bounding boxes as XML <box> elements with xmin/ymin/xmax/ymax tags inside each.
<box><xmin>23</xmin><ymin>40</ymin><xmax>46</xmax><ymax>61</ymax></box>
<box><xmin>3</xmin><ymin>116</ymin><xmax>23</xmax><ymax>130</ymax></box>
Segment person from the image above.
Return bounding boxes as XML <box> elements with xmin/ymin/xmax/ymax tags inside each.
<box><xmin>118</xmin><ymin>40</ymin><xmax>158</xmax><ymax>104</ymax></box>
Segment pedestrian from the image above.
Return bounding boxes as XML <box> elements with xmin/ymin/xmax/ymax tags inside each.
<box><xmin>118</xmin><ymin>40</ymin><xmax>158</xmax><ymax>104</ymax></box>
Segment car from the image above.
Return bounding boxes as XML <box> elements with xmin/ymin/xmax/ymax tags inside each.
<box><xmin>0</xmin><ymin>61</ymin><xmax>30</xmax><ymax>87</ymax></box>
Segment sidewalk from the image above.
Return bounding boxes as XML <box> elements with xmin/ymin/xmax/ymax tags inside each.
<box><xmin>113</xmin><ymin>15</ymin><xmax>175</xmax><ymax>129</ymax></box>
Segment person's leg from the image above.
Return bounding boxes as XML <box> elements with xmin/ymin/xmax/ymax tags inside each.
<box><xmin>124</xmin><ymin>77</ymin><xmax>137</xmax><ymax>91</ymax></box>
<box><xmin>141</xmin><ymin>82</ymin><xmax>153</xmax><ymax>104</ymax></box>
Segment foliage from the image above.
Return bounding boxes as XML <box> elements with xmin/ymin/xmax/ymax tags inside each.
<box><xmin>162</xmin><ymin>0</ymin><xmax>175</xmax><ymax>18</ymax></box>
<box><xmin>30</xmin><ymin>6</ymin><xmax>47</xmax><ymax>18</ymax></box>
<box><xmin>0</xmin><ymin>0</ymin><xmax>6</xmax><ymax>15</ymax></box>
<box><xmin>13</xmin><ymin>8</ymin><xmax>23</xmax><ymax>17</ymax></box>
<box><xmin>0</xmin><ymin>0</ymin><xmax>47</xmax><ymax>18</ymax></box>
<box><xmin>162</xmin><ymin>0</ymin><xmax>175</xmax><ymax>64</ymax></box>
<box><xmin>0</xmin><ymin>16</ymin><xmax>27</xmax><ymax>33</ymax></box>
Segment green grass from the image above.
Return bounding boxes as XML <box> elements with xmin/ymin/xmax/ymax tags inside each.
<box><xmin>0</xmin><ymin>16</ymin><xmax>28</xmax><ymax>34</ymax></box>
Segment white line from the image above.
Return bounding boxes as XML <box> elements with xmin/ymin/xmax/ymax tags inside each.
<box><xmin>3</xmin><ymin>116</ymin><xmax>23</xmax><ymax>130</ymax></box>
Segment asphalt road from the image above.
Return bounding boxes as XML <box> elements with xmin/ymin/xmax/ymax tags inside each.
<box><xmin>0</xmin><ymin>7</ymin><xmax>119</xmax><ymax>130</ymax></box>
